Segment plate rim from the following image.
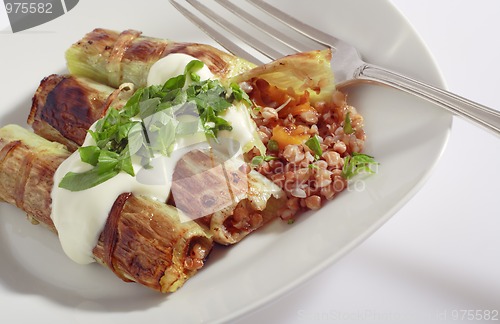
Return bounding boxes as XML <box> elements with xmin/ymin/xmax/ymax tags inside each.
<box><xmin>0</xmin><ymin>0</ymin><xmax>452</xmax><ymax>323</ymax></box>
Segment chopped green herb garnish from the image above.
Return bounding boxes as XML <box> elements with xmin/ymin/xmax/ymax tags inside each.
<box><xmin>184</xmin><ymin>59</ymin><xmax>204</xmax><ymax>82</ymax></box>
<box><xmin>58</xmin><ymin>167</ymin><xmax>120</xmax><ymax>192</ymax></box>
<box><xmin>343</xmin><ymin>111</ymin><xmax>355</xmax><ymax>134</ymax></box>
<box><xmin>78</xmin><ymin>146</ymin><xmax>100</xmax><ymax>166</ymax></box>
<box><xmin>230</xmin><ymin>82</ymin><xmax>252</xmax><ymax>105</ymax></box>
<box><xmin>305</xmin><ymin>134</ymin><xmax>323</xmax><ymax>160</ymax></box>
<box><xmin>267</xmin><ymin>139</ymin><xmax>279</xmax><ymax>152</ymax></box>
<box><xmin>308</xmin><ymin>163</ymin><xmax>319</xmax><ymax>170</ymax></box>
<box><xmin>251</xmin><ymin>155</ymin><xmax>277</xmax><ymax>167</ymax></box>
<box><xmin>341</xmin><ymin>152</ymin><xmax>379</xmax><ymax>179</ymax></box>
<box><xmin>59</xmin><ymin>60</ymin><xmax>249</xmax><ymax>192</ymax></box>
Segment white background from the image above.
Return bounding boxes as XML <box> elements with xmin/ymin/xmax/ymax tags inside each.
<box><xmin>1</xmin><ymin>1</ymin><xmax>499</xmax><ymax>323</ymax></box>
<box><xmin>235</xmin><ymin>1</ymin><xmax>500</xmax><ymax>323</ymax></box>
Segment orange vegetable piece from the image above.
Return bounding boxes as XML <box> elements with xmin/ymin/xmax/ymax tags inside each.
<box><xmin>278</xmin><ymin>102</ymin><xmax>317</xmax><ymax>119</ymax></box>
<box><xmin>271</xmin><ymin>125</ymin><xmax>310</xmax><ymax>150</ymax></box>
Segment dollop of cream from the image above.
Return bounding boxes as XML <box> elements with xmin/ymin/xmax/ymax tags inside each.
<box><xmin>147</xmin><ymin>53</ymin><xmax>214</xmax><ymax>86</ymax></box>
<box><xmin>51</xmin><ymin>124</ymin><xmax>177</xmax><ymax>264</ymax></box>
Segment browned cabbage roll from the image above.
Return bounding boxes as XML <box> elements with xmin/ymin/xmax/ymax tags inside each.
<box><xmin>170</xmin><ymin>148</ymin><xmax>285</xmax><ymax>244</ymax></box>
<box><xmin>65</xmin><ymin>28</ymin><xmax>254</xmax><ymax>88</ymax></box>
<box><xmin>28</xmin><ymin>74</ymin><xmax>132</xmax><ymax>151</ymax></box>
<box><xmin>0</xmin><ymin>124</ymin><xmax>212</xmax><ymax>292</ymax></box>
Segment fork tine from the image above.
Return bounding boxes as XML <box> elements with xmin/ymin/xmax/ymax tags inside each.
<box><xmin>214</xmin><ymin>0</ymin><xmax>314</xmax><ymax>53</ymax></box>
<box><xmin>247</xmin><ymin>0</ymin><xmax>338</xmax><ymax>49</ymax></box>
<box><xmin>169</xmin><ymin>0</ymin><xmax>264</xmax><ymax>65</ymax></box>
<box><xmin>183</xmin><ymin>0</ymin><xmax>287</xmax><ymax>61</ymax></box>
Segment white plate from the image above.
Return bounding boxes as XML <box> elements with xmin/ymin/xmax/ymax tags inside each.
<box><xmin>0</xmin><ymin>0</ymin><xmax>451</xmax><ymax>323</ymax></box>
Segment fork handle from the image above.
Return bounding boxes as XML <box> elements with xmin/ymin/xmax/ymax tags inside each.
<box><xmin>357</xmin><ymin>63</ymin><xmax>500</xmax><ymax>136</ymax></box>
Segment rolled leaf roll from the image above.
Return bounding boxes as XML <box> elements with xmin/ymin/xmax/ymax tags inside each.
<box><xmin>170</xmin><ymin>148</ymin><xmax>285</xmax><ymax>245</ymax></box>
<box><xmin>0</xmin><ymin>124</ymin><xmax>70</xmax><ymax>227</ymax></box>
<box><xmin>28</xmin><ymin>74</ymin><xmax>133</xmax><ymax>151</ymax></box>
<box><xmin>65</xmin><ymin>28</ymin><xmax>254</xmax><ymax>88</ymax></box>
<box><xmin>0</xmin><ymin>125</ymin><xmax>213</xmax><ymax>292</ymax></box>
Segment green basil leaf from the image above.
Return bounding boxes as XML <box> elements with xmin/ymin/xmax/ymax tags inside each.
<box><xmin>251</xmin><ymin>155</ymin><xmax>277</xmax><ymax>167</ymax></box>
<box><xmin>185</xmin><ymin>59</ymin><xmax>204</xmax><ymax>75</ymax></box>
<box><xmin>118</xmin><ymin>149</ymin><xmax>135</xmax><ymax>177</ymax></box>
<box><xmin>341</xmin><ymin>152</ymin><xmax>379</xmax><ymax>179</ymax></box>
<box><xmin>97</xmin><ymin>150</ymin><xmax>120</xmax><ymax>172</ymax></box>
<box><xmin>230</xmin><ymin>82</ymin><xmax>251</xmax><ymax>105</ymax></box>
<box><xmin>138</xmin><ymin>97</ymin><xmax>161</xmax><ymax>119</ymax></box>
<box><xmin>116</xmin><ymin>121</ymin><xmax>137</xmax><ymax>143</ymax></box>
<box><xmin>305</xmin><ymin>135</ymin><xmax>323</xmax><ymax>160</ymax></box>
<box><xmin>78</xmin><ymin>146</ymin><xmax>100</xmax><ymax>166</ymax></box>
<box><xmin>159</xmin><ymin>89</ymin><xmax>187</xmax><ymax>109</ymax></box>
<box><xmin>162</xmin><ymin>74</ymin><xmax>186</xmax><ymax>91</ymax></box>
<box><xmin>251</xmin><ymin>156</ymin><xmax>264</xmax><ymax>166</ymax></box>
<box><xmin>151</xmin><ymin>119</ymin><xmax>176</xmax><ymax>156</ymax></box>
<box><xmin>58</xmin><ymin>168</ymin><xmax>120</xmax><ymax>192</ymax></box>
<box><xmin>127</xmin><ymin>123</ymin><xmax>145</xmax><ymax>156</ymax></box>
<box><xmin>184</xmin><ymin>60</ymin><xmax>204</xmax><ymax>83</ymax></box>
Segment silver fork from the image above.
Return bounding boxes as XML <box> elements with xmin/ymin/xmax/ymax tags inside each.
<box><xmin>170</xmin><ymin>0</ymin><xmax>500</xmax><ymax>136</ymax></box>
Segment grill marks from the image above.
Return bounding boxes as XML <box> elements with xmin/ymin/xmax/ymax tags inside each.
<box><xmin>0</xmin><ymin>140</ymin><xmax>22</xmax><ymax>204</ymax></box>
<box><xmin>0</xmin><ymin>140</ymin><xmax>34</xmax><ymax>210</ymax></box>
<box><xmin>165</xmin><ymin>42</ymin><xmax>232</xmax><ymax>77</ymax></box>
<box><xmin>79</xmin><ymin>27</ymin><xmax>117</xmax><ymax>52</ymax></box>
<box><xmin>15</xmin><ymin>149</ymin><xmax>34</xmax><ymax>210</ymax></box>
<box><xmin>107</xmin><ymin>29</ymin><xmax>142</xmax><ymax>86</ymax></box>
<box><xmin>93</xmin><ymin>193</ymin><xmax>214</xmax><ymax>292</ymax></box>
<box><xmin>126</xmin><ymin>36</ymin><xmax>169</xmax><ymax>62</ymax></box>
<box><xmin>29</xmin><ymin>74</ymin><xmax>115</xmax><ymax>150</ymax></box>
<box><xmin>170</xmin><ymin>149</ymin><xmax>249</xmax><ymax>220</ymax></box>
<box><xmin>101</xmin><ymin>192</ymin><xmax>133</xmax><ymax>282</ymax></box>
<box><xmin>71</xmin><ymin>28</ymin><xmax>237</xmax><ymax>87</ymax></box>
<box><xmin>0</xmin><ymin>133</ymin><xmax>70</xmax><ymax>230</ymax></box>
<box><xmin>42</xmin><ymin>77</ymin><xmax>103</xmax><ymax>143</ymax></box>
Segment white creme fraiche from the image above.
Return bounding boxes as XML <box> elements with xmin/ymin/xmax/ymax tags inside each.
<box><xmin>51</xmin><ymin>53</ymin><xmax>263</xmax><ymax>264</ymax></box>
<box><xmin>147</xmin><ymin>52</ymin><xmax>214</xmax><ymax>86</ymax></box>
<box><xmin>51</xmin><ymin>124</ymin><xmax>178</xmax><ymax>264</ymax></box>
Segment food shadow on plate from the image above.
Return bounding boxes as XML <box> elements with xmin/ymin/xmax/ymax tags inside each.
<box><xmin>0</xmin><ymin>204</ymin><xmax>165</xmax><ymax>312</ymax></box>
<box><xmin>201</xmin><ymin>216</ymin><xmax>292</xmax><ymax>268</ymax></box>
<box><xmin>0</xmin><ymin>205</ymin><xmax>294</xmax><ymax>313</ymax></box>
<box><xmin>0</xmin><ymin>96</ymin><xmax>33</xmax><ymax>126</ymax></box>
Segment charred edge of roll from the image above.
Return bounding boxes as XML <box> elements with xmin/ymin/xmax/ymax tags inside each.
<box><xmin>102</xmin><ymin>192</ymin><xmax>134</xmax><ymax>282</ymax></box>
<box><xmin>93</xmin><ymin>193</ymin><xmax>214</xmax><ymax>293</ymax></box>
<box><xmin>28</xmin><ymin>74</ymin><xmax>119</xmax><ymax>151</ymax></box>
<box><xmin>65</xmin><ymin>28</ymin><xmax>254</xmax><ymax>89</ymax></box>
<box><xmin>211</xmin><ymin>194</ymin><xmax>286</xmax><ymax>245</ymax></box>
<box><xmin>0</xmin><ymin>127</ymin><xmax>69</xmax><ymax>229</ymax></box>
